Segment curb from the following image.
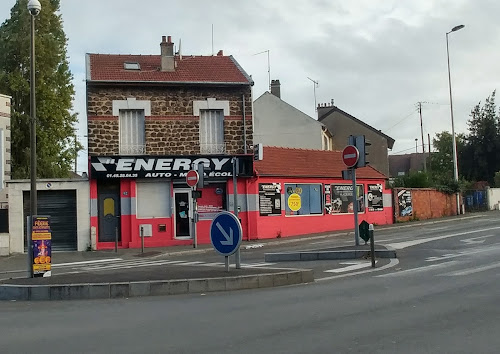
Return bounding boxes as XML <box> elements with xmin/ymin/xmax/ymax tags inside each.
<box><xmin>0</xmin><ymin>269</ymin><xmax>314</xmax><ymax>301</ymax></box>
<box><xmin>264</xmin><ymin>249</ymin><xmax>397</xmax><ymax>262</ymax></box>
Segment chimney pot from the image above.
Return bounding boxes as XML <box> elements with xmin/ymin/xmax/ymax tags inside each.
<box><xmin>160</xmin><ymin>35</ymin><xmax>175</xmax><ymax>72</ymax></box>
<box><xmin>270</xmin><ymin>79</ymin><xmax>281</xmax><ymax>99</ymax></box>
<box><xmin>217</xmin><ymin>50</ymin><xmax>223</xmax><ymax>56</ymax></box>
<box><xmin>162</xmin><ymin>35</ymin><xmax>167</xmax><ymax>43</ymax></box>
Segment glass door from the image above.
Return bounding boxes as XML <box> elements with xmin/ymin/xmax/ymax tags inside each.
<box><xmin>174</xmin><ymin>189</ymin><xmax>192</xmax><ymax>238</ymax></box>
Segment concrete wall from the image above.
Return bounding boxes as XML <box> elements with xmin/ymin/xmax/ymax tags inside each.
<box><xmin>0</xmin><ymin>94</ymin><xmax>11</xmax><ymax>208</ymax></box>
<box><xmin>0</xmin><ymin>233</ymin><xmax>8</xmax><ymax>256</ymax></box>
<box><xmin>487</xmin><ymin>187</ymin><xmax>500</xmax><ymax>210</ymax></box>
<box><xmin>321</xmin><ymin>111</ymin><xmax>390</xmax><ymax>175</ymax></box>
<box><xmin>7</xmin><ymin>179</ymin><xmax>90</xmax><ymax>254</ymax></box>
<box><xmin>393</xmin><ymin>188</ymin><xmax>458</xmax><ymax>222</ymax></box>
<box><xmin>254</xmin><ymin>92</ymin><xmax>325</xmax><ymax>150</ymax></box>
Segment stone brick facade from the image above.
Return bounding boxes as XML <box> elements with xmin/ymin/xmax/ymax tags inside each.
<box><xmin>87</xmin><ymin>85</ymin><xmax>253</xmax><ymax>156</ymax></box>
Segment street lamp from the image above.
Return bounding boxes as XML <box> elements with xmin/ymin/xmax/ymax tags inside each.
<box><xmin>28</xmin><ymin>0</ymin><xmax>41</xmax><ymax>278</ymax></box>
<box><xmin>446</xmin><ymin>24</ymin><xmax>464</xmax><ymax>216</ymax></box>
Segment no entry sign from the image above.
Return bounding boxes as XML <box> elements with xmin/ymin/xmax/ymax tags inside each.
<box><xmin>342</xmin><ymin>145</ymin><xmax>359</xmax><ymax>168</ymax></box>
<box><xmin>186</xmin><ymin>170</ymin><xmax>199</xmax><ymax>187</ymax></box>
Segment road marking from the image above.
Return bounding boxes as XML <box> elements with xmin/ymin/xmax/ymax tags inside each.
<box><xmin>244</xmin><ymin>243</ymin><xmax>264</xmax><ymax>249</ymax></box>
<box><xmin>52</xmin><ymin>258</ymin><xmax>123</xmax><ymax>268</ymax></box>
<box><xmin>85</xmin><ymin>259</ymin><xmax>186</xmax><ymax>270</ymax></box>
<box><xmin>439</xmin><ymin>261</ymin><xmax>500</xmax><ymax>276</ymax></box>
<box><xmin>386</xmin><ymin>226</ymin><xmax>500</xmax><ymax>250</ymax></box>
<box><xmin>426</xmin><ymin>243</ymin><xmax>500</xmax><ymax>262</ymax></box>
<box><xmin>324</xmin><ymin>261</ymin><xmax>378</xmax><ymax>273</ymax></box>
<box><xmin>375</xmin><ymin>261</ymin><xmax>459</xmax><ymax>278</ymax></box>
<box><xmin>316</xmin><ymin>258</ymin><xmax>399</xmax><ymax>281</ymax></box>
<box><xmin>460</xmin><ymin>234</ymin><xmax>496</xmax><ymax>245</ymax></box>
<box><xmin>242</xmin><ymin>262</ymin><xmax>276</xmax><ymax>267</ymax></box>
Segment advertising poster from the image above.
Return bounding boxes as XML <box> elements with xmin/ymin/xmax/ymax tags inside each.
<box><xmin>398</xmin><ymin>189</ymin><xmax>413</xmax><ymax>216</ymax></box>
<box><xmin>32</xmin><ymin>216</ymin><xmax>52</xmax><ymax>277</ymax></box>
<box><xmin>330</xmin><ymin>184</ymin><xmax>365</xmax><ymax>214</ymax></box>
<box><xmin>367</xmin><ymin>184</ymin><xmax>384</xmax><ymax>211</ymax></box>
<box><xmin>259</xmin><ymin>183</ymin><xmax>282</xmax><ymax>216</ymax></box>
<box><xmin>324</xmin><ymin>184</ymin><xmax>332</xmax><ymax>214</ymax></box>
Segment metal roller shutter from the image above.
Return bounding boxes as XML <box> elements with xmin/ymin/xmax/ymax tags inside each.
<box><xmin>24</xmin><ymin>190</ymin><xmax>77</xmax><ymax>251</ymax></box>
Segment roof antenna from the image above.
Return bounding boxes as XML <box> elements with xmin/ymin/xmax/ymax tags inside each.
<box><xmin>254</xmin><ymin>50</ymin><xmax>271</xmax><ymax>90</ymax></box>
<box><xmin>211</xmin><ymin>24</ymin><xmax>214</xmax><ymax>55</ymax></box>
<box><xmin>307</xmin><ymin>77</ymin><xmax>319</xmax><ymax>112</ymax></box>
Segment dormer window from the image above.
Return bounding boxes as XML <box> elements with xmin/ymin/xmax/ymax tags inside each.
<box><xmin>124</xmin><ymin>62</ymin><xmax>140</xmax><ymax>70</ymax></box>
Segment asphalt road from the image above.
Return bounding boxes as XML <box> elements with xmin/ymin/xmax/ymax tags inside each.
<box><xmin>1</xmin><ymin>212</ymin><xmax>500</xmax><ymax>353</ymax></box>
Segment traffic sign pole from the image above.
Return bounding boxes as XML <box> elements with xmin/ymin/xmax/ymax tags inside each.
<box><xmin>232</xmin><ymin>157</ymin><xmax>241</xmax><ymax>269</ymax></box>
<box><xmin>352</xmin><ymin>168</ymin><xmax>360</xmax><ymax>246</ymax></box>
<box><xmin>210</xmin><ymin>211</ymin><xmax>243</xmax><ymax>273</ymax></box>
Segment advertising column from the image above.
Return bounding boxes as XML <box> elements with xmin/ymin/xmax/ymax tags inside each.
<box><xmin>32</xmin><ymin>216</ymin><xmax>52</xmax><ymax>277</ymax></box>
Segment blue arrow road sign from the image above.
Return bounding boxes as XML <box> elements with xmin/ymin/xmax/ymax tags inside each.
<box><xmin>210</xmin><ymin>211</ymin><xmax>242</xmax><ymax>256</ymax></box>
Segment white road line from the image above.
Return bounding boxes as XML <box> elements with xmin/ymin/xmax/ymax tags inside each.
<box><xmin>439</xmin><ymin>261</ymin><xmax>500</xmax><ymax>277</ymax></box>
<box><xmin>178</xmin><ymin>261</ymin><xmax>204</xmax><ymax>266</ymax></box>
<box><xmin>426</xmin><ymin>243</ymin><xmax>500</xmax><ymax>262</ymax></box>
<box><xmin>460</xmin><ymin>234</ymin><xmax>497</xmax><ymax>245</ymax></box>
<box><xmin>199</xmin><ymin>262</ymin><xmax>225</xmax><ymax>267</ymax></box>
<box><xmin>242</xmin><ymin>262</ymin><xmax>276</xmax><ymax>267</ymax></box>
<box><xmin>85</xmin><ymin>260</ymin><xmax>186</xmax><ymax>270</ymax></box>
<box><xmin>386</xmin><ymin>226</ymin><xmax>500</xmax><ymax>250</ymax></box>
<box><xmin>316</xmin><ymin>258</ymin><xmax>400</xmax><ymax>281</ymax></box>
<box><xmin>375</xmin><ymin>261</ymin><xmax>459</xmax><ymax>278</ymax></box>
<box><xmin>52</xmin><ymin>258</ymin><xmax>123</xmax><ymax>268</ymax></box>
<box><xmin>325</xmin><ymin>261</ymin><xmax>378</xmax><ymax>273</ymax></box>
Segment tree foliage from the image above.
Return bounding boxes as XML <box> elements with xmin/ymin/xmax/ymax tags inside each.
<box><xmin>0</xmin><ymin>0</ymin><xmax>79</xmax><ymax>178</ymax></box>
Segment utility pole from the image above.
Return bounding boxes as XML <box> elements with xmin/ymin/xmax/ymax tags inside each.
<box><xmin>417</xmin><ymin>102</ymin><xmax>427</xmax><ymax>171</ymax></box>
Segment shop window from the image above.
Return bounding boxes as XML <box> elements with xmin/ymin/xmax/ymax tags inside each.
<box><xmin>285</xmin><ymin>184</ymin><xmax>323</xmax><ymax>216</ymax></box>
<box><xmin>136</xmin><ymin>181</ymin><xmax>171</xmax><ymax>218</ymax></box>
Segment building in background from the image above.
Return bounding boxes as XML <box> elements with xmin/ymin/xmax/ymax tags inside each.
<box><xmin>318</xmin><ymin>102</ymin><xmax>395</xmax><ymax>176</ymax></box>
<box><xmin>388</xmin><ymin>153</ymin><xmax>426</xmax><ymax>178</ymax></box>
<box><xmin>254</xmin><ymin>80</ymin><xmax>332</xmax><ymax>150</ymax></box>
<box><xmin>0</xmin><ymin>93</ymin><xmax>11</xmax><ymax>210</ymax></box>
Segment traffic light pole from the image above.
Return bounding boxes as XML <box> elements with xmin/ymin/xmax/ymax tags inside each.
<box><xmin>352</xmin><ymin>167</ymin><xmax>360</xmax><ymax>246</ymax></box>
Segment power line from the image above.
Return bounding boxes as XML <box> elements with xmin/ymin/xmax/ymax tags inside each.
<box><xmin>384</xmin><ymin>108</ymin><xmax>418</xmax><ymax>133</ymax></box>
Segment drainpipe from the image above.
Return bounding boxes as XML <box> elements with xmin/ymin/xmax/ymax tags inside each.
<box><xmin>242</xmin><ymin>94</ymin><xmax>247</xmax><ymax>154</ymax></box>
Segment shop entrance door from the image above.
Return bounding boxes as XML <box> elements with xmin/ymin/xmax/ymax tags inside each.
<box><xmin>174</xmin><ymin>189</ymin><xmax>192</xmax><ymax>238</ymax></box>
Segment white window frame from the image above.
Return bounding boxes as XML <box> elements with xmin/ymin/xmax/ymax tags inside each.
<box><xmin>113</xmin><ymin>98</ymin><xmax>151</xmax><ymax>155</ymax></box>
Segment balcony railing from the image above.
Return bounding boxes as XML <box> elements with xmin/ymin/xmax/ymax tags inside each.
<box><xmin>120</xmin><ymin>144</ymin><xmax>146</xmax><ymax>155</ymax></box>
<box><xmin>200</xmin><ymin>143</ymin><xmax>226</xmax><ymax>154</ymax></box>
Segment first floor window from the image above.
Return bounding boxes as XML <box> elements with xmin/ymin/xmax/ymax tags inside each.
<box><xmin>120</xmin><ymin>109</ymin><xmax>145</xmax><ymax>154</ymax></box>
<box><xmin>199</xmin><ymin>109</ymin><xmax>224</xmax><ymax>154</ymax></box>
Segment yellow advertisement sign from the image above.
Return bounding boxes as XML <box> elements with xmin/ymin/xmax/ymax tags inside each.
<box><xmin>288</xmin><ymin>193</ymin><xmax>301</xmax><ymax>211</ymax></box>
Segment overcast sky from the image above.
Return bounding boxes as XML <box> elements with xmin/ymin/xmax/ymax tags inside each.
<box><xmin>1</xmin><ymin>0</ymin><xmax>499</xmax><ymax>174</ymax></box>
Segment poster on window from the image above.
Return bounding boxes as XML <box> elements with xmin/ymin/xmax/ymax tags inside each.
<box><xmin>367</xmin><ymin>184</ymin><xmax>384</xmax><ymax>211</ymax></box>
<box><xmin>398</xmin><ymin>189</ymin><xmax>413</xmax><ymax>216</ymax></box>
<box><xmin>259</xmin><ymin>183</ymin><xmax>282</xmax><ymax>216</ymax></box>
<box><xmin>330</xmin><ymin>184</ymin><xmax>365</xmax><ymax>214</ymax></box>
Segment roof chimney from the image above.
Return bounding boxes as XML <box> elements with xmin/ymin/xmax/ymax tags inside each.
<box><xmin>160</xmin><ymin>35</ymin><xmax>175</xmax><ymax>72</ymax></box>
<box><xmin>270</xmin><ymin>79</ymin><xmax>281</xmax><ymax>98</ymax></box>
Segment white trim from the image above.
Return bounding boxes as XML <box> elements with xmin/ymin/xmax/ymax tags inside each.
<box><xmin>193</xmin><ymin>98</ymin><xmax>230</xmax><ymax>116</ymax></box>
<box><xmin>112</xmin><ymin>98</ymin><xmax>151</xmax><ymax>116</ymax></box>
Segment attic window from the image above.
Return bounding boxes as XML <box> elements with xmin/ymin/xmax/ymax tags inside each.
<box><xmin>124</xmin><ymin>62</ymin><xmax>140</xmax><ymax>70</ymax></box>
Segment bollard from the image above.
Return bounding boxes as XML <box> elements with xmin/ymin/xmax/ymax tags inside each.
<box><xmin>115</xmin><ymin>227</ymin><xmax>118</xmax><ymax>253</ymax></box>
<box><xmin>140</xmin><ymin>226</ymin><xmax>144</xmax><ymax>254</ymax></box>
<box><xmin>369</xmin><ymin>223</ymin><xmax>375</xmax><ymax>268</ymax></box>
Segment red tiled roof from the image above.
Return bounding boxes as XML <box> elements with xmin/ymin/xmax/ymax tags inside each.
<box><xmin>254</xmin><ymin>146</ymin><xmax>387</xmax><ymax>179</ymax></box>
<box><xmin>88</xmin><ymin>54</ymin><xmax>251</xmax><ymax>84</ymax></box>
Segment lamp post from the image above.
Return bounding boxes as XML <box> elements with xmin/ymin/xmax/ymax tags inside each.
<box><xmin>446</xmin><ymin>24</ymin><xmax>464</xmax><ymax>216</ymax></box>
<box><xmin>28</xmin><ymin>0</ymin><xmax>41</xmax><ymax>278</ymax></box>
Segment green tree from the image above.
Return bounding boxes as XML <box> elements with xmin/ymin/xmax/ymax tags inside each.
<box><xmin>0</xmin><ymin>0</ymin><xmax>79</xmax><ymax>178</ymax></box>
<box><xmin>464</xmin><ymin>91</ymin><xmax>498</xmax><ymax>184</ymax></box>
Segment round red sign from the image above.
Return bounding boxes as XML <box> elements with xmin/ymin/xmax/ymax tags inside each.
<box><xmin>342</xmin><ymin>145</ymin><xmax>359</xmax><ymax>168</ymax></box>
<box><xmin>186</xmin><ymin>170</ymin><xmax>199</xmax><ymax>187</ymax></box>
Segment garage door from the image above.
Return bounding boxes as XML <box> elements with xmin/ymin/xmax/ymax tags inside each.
<box><xmin>24</xmin><ymin>190</ymin><xmax>77</xmax><ymax>251</ymax></box>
